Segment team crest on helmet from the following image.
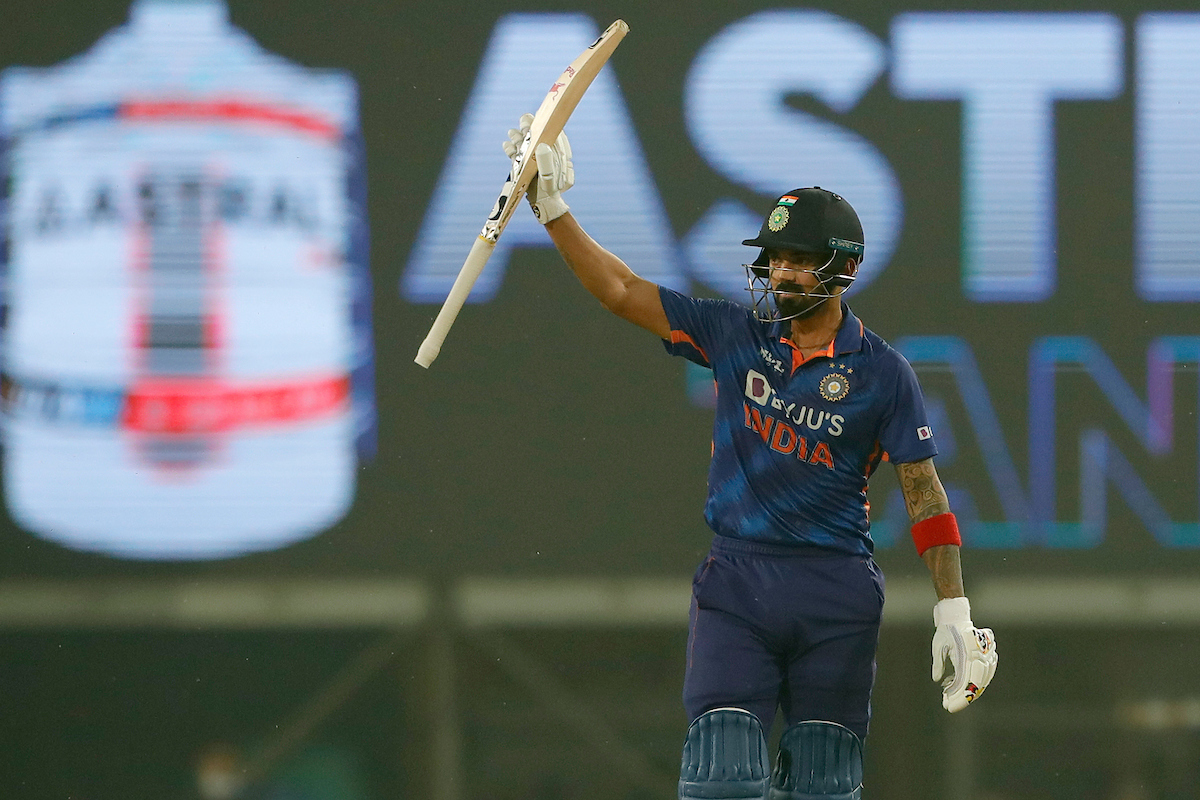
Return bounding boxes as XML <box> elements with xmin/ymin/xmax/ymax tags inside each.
<box><xmin>819</xmin><ymin>373</ymin><xmax>850</xmax><ymax>402</ymax></box>
<box><xmin>767</xmin><ymin>206</ymin><xmax>790</xmax><ymax>232</ymax></box>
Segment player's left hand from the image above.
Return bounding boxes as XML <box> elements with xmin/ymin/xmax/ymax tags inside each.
<box><xmin>931</xmin><ymin>596</ymin><xmax>997</xmax><ymax>713</ymax></box>
<box><xmin>502</xmin><ymin>113</ymin><xmax>574</xmax><ymax>223</ymax></box>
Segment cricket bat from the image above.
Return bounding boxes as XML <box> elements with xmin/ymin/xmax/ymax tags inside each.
<box><xmin>415</xmin><ymin>19</ymin><xmax>630</xmax><ymax>368</ymax></box>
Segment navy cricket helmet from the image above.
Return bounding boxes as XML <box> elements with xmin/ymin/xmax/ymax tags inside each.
<box><xmin>742</xmin><ymin>187</ymin><xmax>865</xmax><ymax>321</ymax></box>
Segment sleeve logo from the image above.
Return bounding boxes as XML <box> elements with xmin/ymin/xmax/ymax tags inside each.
<box><xmin>917</xmin><ymin>425</ymin><xmax>933</xmax><ymax>440</ymax></box>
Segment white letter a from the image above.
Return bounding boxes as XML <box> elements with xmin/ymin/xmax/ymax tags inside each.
<box><xmin>402</xmin><ymin>13</ymin><xmax>684</xmax><ymax>303</ymax></box>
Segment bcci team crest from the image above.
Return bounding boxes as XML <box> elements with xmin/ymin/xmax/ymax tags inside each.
<box><xmin>767</xmin><ymin>205</ymin><xmax>790</xmax><ymax>232</ymax></box>
<box><xmin>819</xmin><ymin>373</ymin><xmax>850</xmax><ymax>402</ymax></box>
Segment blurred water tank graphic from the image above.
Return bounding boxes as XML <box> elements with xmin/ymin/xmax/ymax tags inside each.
<box><xmin>0</xmin><ymin>0</ymin><xmax>374</xmax><ymax>559</ymax></box>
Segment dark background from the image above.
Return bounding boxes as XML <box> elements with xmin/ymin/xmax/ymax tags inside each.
<box><xmin>3</xmin><ymin>1</ymin><xmax>1200</xmax><ymax>799</ymax></box>
<box><xmin>1</xmin><ymin>0</ymin><xmax>1196</xmax><ymax>583</ymax></box>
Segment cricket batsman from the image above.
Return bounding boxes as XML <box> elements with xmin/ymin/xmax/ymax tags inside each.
<box><xmin>503</xmin><ymin>114</ymin><xmax>998</xmax><ymax>800</ymax></box>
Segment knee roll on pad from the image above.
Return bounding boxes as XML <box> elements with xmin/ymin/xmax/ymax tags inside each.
<box><xmin>769</xmin><ymin>721</ymin><xmax>863</xmax><ymax>800</ymax></box>
<box><xmin>679</xmin><ymin>708</ymin><xmax>771</xmax><ymax>800</ymax></box>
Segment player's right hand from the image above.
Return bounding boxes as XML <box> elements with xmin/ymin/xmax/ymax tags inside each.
<box><xmin>931</xmin><ymin>597</ymin><xmax>997</xmax><ymax>713</ymax></box>
<box><xmin>503</xmin><ymin>114</ymin><xmax>574</xmax><ymax>223</ymax></box>
<box><xmin>502</xmin><ymin>113</ymin><xmax>534</xmax><ymax>160</ymax></box>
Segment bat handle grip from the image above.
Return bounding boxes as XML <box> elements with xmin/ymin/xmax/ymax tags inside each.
<box><xmin>415</xmin><ymin>236</ymin><xmax>497</xmax><ymax>368</ymax></box>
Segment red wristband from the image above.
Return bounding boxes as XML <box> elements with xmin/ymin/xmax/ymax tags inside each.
<box><xmin>911</xmin><ymin>512</ymin><xmax>962</xmax><ymax>556</ymax></box>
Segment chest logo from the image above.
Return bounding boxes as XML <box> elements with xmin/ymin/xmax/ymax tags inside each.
<box><xmin>759</xmin><ymin>347</ymin><xmax>785</xmax><ymax>374</ymax></box>
<box><xmin>745</xmin><ymin>368</ymin><xmax>773</xmax><ymax>406</ymax></box>
<box><xmin>819</xmin><ymin>373</ymin><xmax>850</xmax><ymax>402</ymax></box>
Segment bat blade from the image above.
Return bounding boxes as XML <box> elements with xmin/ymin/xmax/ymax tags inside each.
<box><xmin>415</xmin><ymin>19</ymin><xmax>630</xmax><ymax>368</ymax></box>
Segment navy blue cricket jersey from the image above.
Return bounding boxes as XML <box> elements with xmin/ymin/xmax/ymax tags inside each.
<box><xmin>660</xmin><ymin>287</ymin><xmax>937</xmax><ymax>555</ymax></box>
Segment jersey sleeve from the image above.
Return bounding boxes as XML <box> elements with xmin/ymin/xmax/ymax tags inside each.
<box><xmin>878</xmin><ymin>352</ymin><xmax>939</xmax><ymax>464</ymax></box>
<box><xmin>658</xmin><ymin>286</ymin><xmax>745</xmax><ymax>368</ymax></box>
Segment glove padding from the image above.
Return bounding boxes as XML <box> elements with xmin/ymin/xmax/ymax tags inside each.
<box><xmin>503</xmin><ymin>113</ymin><xmax>574</xmax><ymax>223</ymax></box>
<box><xmin>931</xmin><ymin>597</ymin><xmax>997</xmax><ymax>713</ymax></box>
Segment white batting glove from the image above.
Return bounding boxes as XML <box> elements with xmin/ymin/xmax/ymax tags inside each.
<box><xmin>502</xmin><ymin>113</ymin><xmax>534</xmax><ymax>160</ymax></box>
<box><xmin>931</xmin><ymin>597</ymin><xmax>997</xmax><ymax>713</ymax></box>
<box><xmin>502</xmin><ymin>113</ymin><xmax>574</xmax><ymax>223</ymax></box>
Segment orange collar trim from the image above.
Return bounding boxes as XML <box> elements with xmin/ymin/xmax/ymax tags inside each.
<box><xmin>781</xmin><ymin>337</ymin><xmax>836</xmax><ymax>374</ymax></box>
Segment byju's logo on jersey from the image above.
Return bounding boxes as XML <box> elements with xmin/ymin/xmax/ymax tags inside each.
<box><xmin>745</xmin><ymin>369</ymin><xmax>773</xmax><ymax>406</ymax></box>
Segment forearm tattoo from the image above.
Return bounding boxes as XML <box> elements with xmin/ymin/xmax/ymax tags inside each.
<box><xmin>895</xmin><ymin>458</ymin><xmax>952</xmax><ymax>524</ymax></box>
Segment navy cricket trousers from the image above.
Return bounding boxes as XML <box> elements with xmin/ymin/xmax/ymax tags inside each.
<box><xmin>683</xmin><ymin>534</ymin><xmax>885</xmax><ymax>740</ymax></box>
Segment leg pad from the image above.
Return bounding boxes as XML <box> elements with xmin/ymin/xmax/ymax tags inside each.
<box><xmin>679</xmin><ymin>708</ymin><xmax>771</xmax><ymax>799</ymax></box>
<box><xmin>769</xmin><ymin>721</ymin><xmax>863</xmax><ymax>800</ymax></box>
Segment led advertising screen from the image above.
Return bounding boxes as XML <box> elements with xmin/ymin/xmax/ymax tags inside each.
<box><xmin>1</xmin><ymin>0</ymin><xmax>373</xmax><ymax>560</ymax></box>
<box><xmin>1</xmin><ymin>0</ymin><xmax>1198</xmax><ymax>580</ymax></box>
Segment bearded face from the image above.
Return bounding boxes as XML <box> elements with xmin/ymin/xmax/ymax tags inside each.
<box><xmin>773</xmin><ymin>279</ymin><xmax>827</xmax><ymax>320</ymax></box>
<box><xmin>768</xmin><ymin>249</ymin><xmax>835</xmax><ymax>320</ymax></box>
<box><xmin>744</xmin><ymin>248</ymin><xmax>858</xmax><ymax>323</ymax></box>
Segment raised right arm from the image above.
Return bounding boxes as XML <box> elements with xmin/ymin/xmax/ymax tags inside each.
<box><xmin>504</xmin><ymin>115</ymin><xmax>669</xmax><ymax>339</ymax></box>
<box><xmin>543</xmin><ymin>212</ymin><xmax>670</xmax><ymax>339</ymax></box>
